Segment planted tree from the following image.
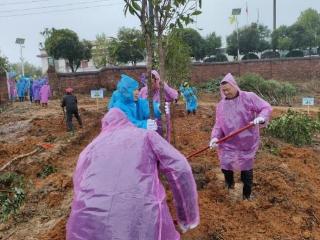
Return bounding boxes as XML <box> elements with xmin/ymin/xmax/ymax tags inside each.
<box><xmin>43</xmin><ymin>28</ymin><xmax>92</xmax><ymax>72</ymax></box>
<box><xmin>165</xmin><ymin>29</ymin><xmax>191</xmax><ymax>86</ymax></box>
<box><xmin>124</xmin><ymin>0</ymin><xmax>202</xmax><ymax>140</ymax></box>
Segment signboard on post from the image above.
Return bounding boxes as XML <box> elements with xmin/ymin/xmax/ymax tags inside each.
<box><xmin>302</xmin><ymin>97</ymin><xmax>314</xmax><ymax>106</ymax></box>
<box><xmin>90</xmin><ymin>89</ymin><xmax>104</xmax><ymax>99</ymax></box>
<box><xmin>91</xmin><ymin>89</ymin><xmax>104</xmax><ymax>111</ymax></box>
<box><xmin>302</xmin><ymin>97</ymin><xmax>315</xmax><ymax>115</ymax></box>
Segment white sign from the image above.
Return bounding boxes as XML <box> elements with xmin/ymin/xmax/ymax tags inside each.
<box><xmin>91</xmin><ymin>89</ymin><xmax>104</xmax><ymax>99</ymax></box>
<box><xmin>302</xmin><ymin>97</ymin><xmax>315</xmax><ymax>106</ymax></box>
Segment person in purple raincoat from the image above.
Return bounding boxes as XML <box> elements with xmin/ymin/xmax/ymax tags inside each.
<box><xmin>67</xmin><ymin>108</ymin><xmax>199</xmax><ymax>240</ymax></box>
<box><xmin>7</xmin><ymin>72</ymin><xmax>17</xmax><ymax>101</ymax></box>
<box><xmin>139</xmin><ymin>70</ymin><xmax>178</xmax><ymax>141</ymax></box>
<box><xmin>32</xmin><ymin>80</ymin><xmax>41</xmax><ymax>105</ymax></box>
<box><xmin>39</xmin><ymin>81</ymin><xmax>51</xmax><ymax>107</ymax></box>
<box><xmin>209</xmin><ymin>73</ymin><xmax>272</xmax><ymax>200</ymax></box>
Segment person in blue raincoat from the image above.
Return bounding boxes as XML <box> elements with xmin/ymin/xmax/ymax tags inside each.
<box><xmin>110</xmin><ymin>74</ymin><xmax>158</xmax><ymax>131</ymax></box>
<box><xmin>16</xmin><ymin>76</ymin><xmax>27</xmax><ymax>102</ymax></box>
<box><xmin>179</xmin><ymin>81</ymin><xmax>198</xmax><ymax>115</ymax></box>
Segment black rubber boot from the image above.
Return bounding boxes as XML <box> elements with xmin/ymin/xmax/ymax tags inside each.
<box><xmin>241</xmin><ymin>169</ymin><xmax>253</xmax><ymax>200</ymax></box>
<box><xmin>222</xmin><ymin>169</ymin><xmax>235</xmax><ymax>189</ymax></box>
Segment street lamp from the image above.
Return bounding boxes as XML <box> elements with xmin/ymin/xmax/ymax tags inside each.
<box><xmin>232</xmin><ymin>8</ymin><xmax>241</xmax><ymax>61</ymax></box>
<box><xmin>15</xmin><ymin>38</ymin><xmax>25</xmax><ymax>76</ymax></box>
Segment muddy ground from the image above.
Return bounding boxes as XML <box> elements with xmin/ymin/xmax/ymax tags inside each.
<box><xmin>0</xmin><ymin>95</ymin><xmax>319</xmax><ymax>240</ymax></box>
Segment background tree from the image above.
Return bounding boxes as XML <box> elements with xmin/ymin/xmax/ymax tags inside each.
<box><xmin>179</xmin><ymin>28</ymin><xmax>206</xmax><ymax>60</ymax></box>
<box><xmin>92</xmin><ymin>34</ymin><xmax>110</xmax><ymax>68</ymax></box>
<box><xmin>0</xmin><ymin>51</ymin><xmax>9</xmax><ymax>75</ymax></box>
<box><xmin>43</xmin><ymin>28</ymin><xmax>92</xmax><ymax>72</ymax></box>
<box><xmin>204</xmin><ymin>32</ymin><xmax>222</xmax><ymax>57</ymax></box>
<box><xmin>10</xmin><ymin>62</ymin><xmax>42</xmax><ymax>77</ymax></box>
<box><xmin>296</xmin><ymin>8</ymin><xmax>320</xmax><ymax>52</ymax></box>
<box><xmin>227</xmin><ymin>23</ymin><xmax>270</xmax><ymax>58</ymax></box>
<box><xmin>109</xmin><ymin>27</ymin><xmax>145</xmax><ymax>65</ymax></box>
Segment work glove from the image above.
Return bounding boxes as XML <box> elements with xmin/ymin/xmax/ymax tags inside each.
<box><xmin>165</xmin><ymin>102</ymin><xmax>170</xmax><ymax>114</ymax></box>
<box><xmin>209</xmin><ymin>137</ymin><xmax>219</xmax><ymax>149</ymax></box>
<box><xmin>146</xmin><ymin>119</ymin><xmax>158</xmax><ymax>131</ymax></box>
<box><xmin>178</xmin><ymin>222</ymin><xmax>199</xmax><ymax>234</ymax></box>
<box><xmin>253</xmin><ymin>116</ymin><xmax>265</xmax><ymax>125</ymax></box>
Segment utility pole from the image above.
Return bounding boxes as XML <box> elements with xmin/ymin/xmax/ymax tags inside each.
<box><xmin>232</xmin><ymin>8</ymin><xmax>241</xmax><ymax>61</ymax></box>
<box><xmin>273</xmin><ymin>0</ymin><xmax>276</xmax><ymax>31</ymax></box>
<box><xmin>15</xmin><ymin>38</ymin><xmax>25</xmax><ymax>76</ymax></box>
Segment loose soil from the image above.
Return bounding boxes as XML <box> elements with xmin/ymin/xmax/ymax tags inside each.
<box><xmin>0</xmin><ymin>94</ymin><xmax>319</xmax><ymax>240</ymax></box>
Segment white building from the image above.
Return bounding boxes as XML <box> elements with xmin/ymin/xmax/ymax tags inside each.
<box><xmin>37</xmin><ymin>49</ymin><xmax>98</xmax><ymax>74</ymax></box>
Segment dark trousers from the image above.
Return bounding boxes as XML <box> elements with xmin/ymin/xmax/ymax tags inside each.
<box><xmin>222</xmin><ymin>169</ymin><xmax>253</xmax><ymax>199</ymax></box>
<box><xmin>19</xmin><ymin>97</ymin><xmax>24</xmax><ymax>102</ymax></box>
<box><xmin>66</xmin><ymin>110</ymin><xmax>82</xmax><ymax>131</ymax></box>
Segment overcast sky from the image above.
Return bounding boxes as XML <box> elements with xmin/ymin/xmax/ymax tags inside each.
<box><xmin>0</xmin><ymin>0</ymin><xmax>319</xmax><ymax>67</ymax></box>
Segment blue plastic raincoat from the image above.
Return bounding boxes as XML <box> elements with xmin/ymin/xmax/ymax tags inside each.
<box><xmin>67</xmin><ymin>108</ymin><xmax>199</xmax><ymax>240</ymax></box>
<box><xmin>179</xmin><ymin>85</ymin><xmax>198</xmax><ymax>112</ymax></box>
<box><xmin>16</xmin><ymin>77</ymin><xmax>27</xmax><ymax>98</ymax></box>
<box><xmin>111</xmin><ymin>74</ymin><xmax>148</xmax><ymax>128</ymax></box>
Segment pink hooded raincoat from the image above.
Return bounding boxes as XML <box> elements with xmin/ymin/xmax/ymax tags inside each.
<box><xmin>211</xmin><ymin>73</ymin><xmax>272</xmax><ymax>171</ymax></box>
<box><xmin>67</xmin><ymin>108</ymin><xmax>199</xmax><ymax>240</ymax></box>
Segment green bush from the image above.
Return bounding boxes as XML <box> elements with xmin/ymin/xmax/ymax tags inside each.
<box><xmin>261</xmin><ymin>51</ymin><xmax>280</xmax><ymax>59</ymax></box>
<box><xmin>37</xmin><ymin>165</ymin><xmax>57</xmax><ymax>179</ymax></box>
<box><xmin>238</xmin><ymin>74</ymin><xmax>297</xmax><ymax>105</ymax></box>
<box><xmin>198</xmin><ymin>78</ymin><xmax>221</xmax><ymax>93</ymax></box>
<box><xmin>242</xmin><ymin>53</ymin><xmax>259</xmax><ymax>60</ymax></box>
<box><xmin>0</xmin><ymin>172</ymin><xmax>25</xmax><ymax>221</ymax></box>
<box><xmin>266</xmin><ymin>109</ymin><xmax>320</xmax><ymax>146</ymax></box>
<box><xmin>285</xmin><ymin>50</ymin><xmax>304</xmax><ymax>58</ymax></box>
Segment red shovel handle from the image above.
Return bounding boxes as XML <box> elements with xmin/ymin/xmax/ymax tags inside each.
<box><xmin>186</xmin><ymin>122</ymin><xmax>254</xmax><ymax>159</ymax></box>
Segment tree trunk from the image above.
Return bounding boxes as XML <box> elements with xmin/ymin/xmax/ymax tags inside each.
<box><xmin>157</xmin><ymin>36</ymin><xmax>168</xmax><ymax>141</ymax></box>
<box><xmin>145</xmin><ymin>34</ymin><xmax>154</xmax><ymax>119</ymax></box>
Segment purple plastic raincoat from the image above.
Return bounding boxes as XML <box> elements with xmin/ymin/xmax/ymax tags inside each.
<box><xmin>67</xmin><ymin>108</ymin><xmax>199</xmax><ymax>240</ymax></box>
<box><xmin>139</xmin><ymin>70</ymin><xmax>178</xmax><ymax>103</ymax></box>
<box><xmin>139</xmin><ymin>70</ymin><xmax>178</xmax><ymax>142</ymax></box>
<box><xmin>39</xmin><ymin>83</ymin><xmax>51</xmax><ymax>103</ymax></box>
<box><xmin>211</xmin><ymin>73</ymin><xmax>272</xmax><ymax>171</ymax></box>
<box><xmin>32</xmin><ymin>80</ymin><xmax>41</xmax><ymax>101</ymax></box>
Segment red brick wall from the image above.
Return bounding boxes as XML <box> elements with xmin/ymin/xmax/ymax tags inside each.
<box><xmin>48</xmin><ymin>57</ymin><xmax>320</xmax><ymax>95</ymax></box>
<box><xmin>0</xmin><ymin>75</ymin><xmax>9</xmax><ymax>105</ymax></box>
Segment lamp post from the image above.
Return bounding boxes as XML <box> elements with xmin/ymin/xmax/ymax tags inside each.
<box><xmin>232</xmin><ymin>8</ymin><xmax>241</xmax><ymax>61</ymax></box>
<box><xmin>15</xmin><ymin>38</ymin><xmax>25</xmax><ymax>76</ymax></box>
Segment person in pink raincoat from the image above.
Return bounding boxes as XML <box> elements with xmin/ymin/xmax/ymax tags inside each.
<box><xmin>139</xmin><ymin>70</ymin><xmax>178</xmax><ymax>141</ymax></box>
<box><xmin>39</xmin><ymin>80</ymin><xmax>51</xmax><ymax>107</ymax></box>
<box><xmin>209</xmin><ymin>73</ymin><xmax>272</xmax><ymax>200</ymax></box>
<box><xmin>67</xmin><ymin>108</ymin><xmax>199</xmax><ymax>240</ymax></box>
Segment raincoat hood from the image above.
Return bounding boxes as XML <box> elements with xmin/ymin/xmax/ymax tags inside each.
<box><xmin>117</xmin><ymin>74</ymin><xmax>139</xmax><ymax>103</ymax></box>
<box><xmin>151</xmin><ymin>70</ymin><xmax>160</xmax><ymax>89</ymax></box>
<box><xmin>101</xmin><ymin>108</ymin><xmax>133</xmax><ymax>131</ymax></box>
<box><xmin>220</xmin><ymin>73</ymin><xmax>240</xmax><ymax>99</ymax></box>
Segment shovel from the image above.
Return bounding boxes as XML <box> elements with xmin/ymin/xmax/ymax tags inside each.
<box><xmin>187</xmin><ymin>122</ymin><xmax>255</xmax><ymax>159</ymax></box>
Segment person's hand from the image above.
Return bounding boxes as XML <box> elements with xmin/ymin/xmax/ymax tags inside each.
<box><xmin>209</xmin><ymin>137</ymin><xmax>219</xmax><ymax>149</ymax></box>
<box><xmin>147</xmin><ymin>119</ymin><xmax>158</xmax><ymax>131</ymax></box>
<box><xmin>253</xmin><ymin>116</ymin><xmax>265</xmax><ymax>125</ymax></box>
<box><xmin>165</xmin><ymin>102</ymin><xmax>170</xmax><ymax>114</ymax></box>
